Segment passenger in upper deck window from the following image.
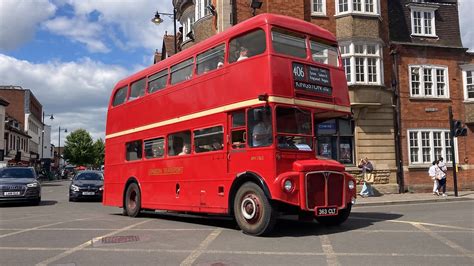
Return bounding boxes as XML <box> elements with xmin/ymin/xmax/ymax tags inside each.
<box><xmin>237</xmin><ymin>47</ymin><xmax>249</xmax><ymax>61</ymax></box>
<box><xmin>178</xmin><ymin>144</ymin><xmax>191</xmax><ymax>155</ymax></box>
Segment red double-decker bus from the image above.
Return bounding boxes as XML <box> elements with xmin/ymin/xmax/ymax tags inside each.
<box><xmin>104</xmin><ymin>14</ymin><xmax>357</xmax><ymax>235</ymax></box>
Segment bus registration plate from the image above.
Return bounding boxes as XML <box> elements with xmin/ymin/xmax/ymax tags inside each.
<box><xmin>316</xmin><ymin>207</ymin><xmax>338</xmax><ymax>216</ymax></box>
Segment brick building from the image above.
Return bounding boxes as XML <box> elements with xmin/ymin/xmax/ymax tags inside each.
<box><xmin>0</xmin><ymin>86</ymin><xmax>44</xmax><ymax>166</ymax></box>
<box><xmin>168</xmin><ymin>0</ymin><xmax>472</xmax><ymax>192</ymax></box>
<box><xmin>388</xmin><ymin>0</ymin><xmax>473</xmax><ymax>191</ymax></box>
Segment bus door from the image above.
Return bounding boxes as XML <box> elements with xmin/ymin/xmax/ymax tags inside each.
<box><xmin>227</xmin><ymin>110</ymin><xmax>248</xmax><ymax>174</ymax></box>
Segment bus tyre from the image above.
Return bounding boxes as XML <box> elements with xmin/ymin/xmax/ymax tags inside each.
<box><xmin>315</xmin><ymin>203</ymin><xmax>352</xmax><ymax>226</ymax></box>
<box><xmin>234</xmin><ymin>182</ymin><xmax>276</xmax><ymax>236</ymax></box>
<box><xmin>124</xmin><ymin>183</ymin><xmax>141</xmax><ymax>217</ymax></box>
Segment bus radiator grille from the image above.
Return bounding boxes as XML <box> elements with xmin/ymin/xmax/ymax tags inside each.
<box><xmin>306</xmin><ymin>172</ymin><xmax>344</xmax><ymax>210</ymax></box>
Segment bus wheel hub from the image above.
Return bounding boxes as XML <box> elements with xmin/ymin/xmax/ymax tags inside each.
<box><xmin>241</xmin><ymin>195</ymin><xmax>260</xmax><ymax>221</ymax></box>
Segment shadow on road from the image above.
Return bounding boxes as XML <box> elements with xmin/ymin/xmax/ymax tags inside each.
<box><xmin>110</xmin><ymin>210</ymin><xmax>403</xmax><ymax>237</ymax></box>
<box><xmin>0</xmin><ymin>200</ymin><xmax>57</xmax><ymax>208</ymax></box>
<box><xmin>268</xmin><ymin>212</ymin><xmax>403</xmax><ymax>237</ymax></box>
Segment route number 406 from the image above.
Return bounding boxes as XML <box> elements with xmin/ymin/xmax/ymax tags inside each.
<box><xmin>293</xmin><ymin>65</ymin><xmax>305</xmax><ymax>79</ymax></box>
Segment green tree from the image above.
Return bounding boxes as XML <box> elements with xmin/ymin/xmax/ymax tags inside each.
<box><xmin>63</xmin><ymin>129</ymin><xmax>95</xmax><ymax>166</ymax></box>
<box><xmin>93</xmin><ymin>138</ymin><xmax>105</xmax><ymax>168</ymax></box>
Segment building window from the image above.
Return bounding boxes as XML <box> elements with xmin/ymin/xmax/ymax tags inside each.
<box><xmin>311</xmin><ymin>0</ymin><xmax>326</xmax><ymax>15</ymax></box>
<box><xmin>195</xmin><ymin>0</ymin><xmax>211</xmax><ymax>21</ymax></box>
<box><xmin>339</xmin><ymin>42</ymin><xmax>382</xmax><ymax>85</ymax></box>
<box><xmin>409</xmin><ymin>65</ymin><xmax>449</xmax><ymax>99</ymax></box>
<box><xmin>182</xmin><ymin>14</ymin><xmax>195</xmax><ymax>42</ymax></box>
<box><xmin>408</xmin><ymin>129</ymin><xmax>452</xmax><ymax>165</ymax></box>
<box><xmin>461</xmin><ymin>66</ymin><xmax>474</xmax><ymax>101</ymax></box>
<box><xmin>336</xmin><ymin>0</ymin><xmax>378</xmax><ymax>15</ymax></box>
<box><xmin>316</xmin><ymin>119</ymin><xmax>354</xmax><ymax>164</ymax></box>
<box><xmin>410</xmin><ymin>7</ymin><xmax>436</xmax><ymax>37</ymax></box>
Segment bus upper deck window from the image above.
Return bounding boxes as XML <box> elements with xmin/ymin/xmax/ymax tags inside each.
<box><xmin>148</xmin><ymin>69</ymin><xmax>168</xmax><ymax>93</ymax></box>
<box><xmin>228</xmin><ymin>29</ymin><xmax>266</xmax><ymax>63</ymax></box>
<box><xmin>112</xmin><ymin>85</ymin><xmax>127</xmax><ymax>107</ymax></box>
<box><xmin>171</xmin><ymin>58</ymin><xmax>194</xmax><ymax>85</ymax></box>
<box><xmin>310</xmin><ymin>40</ymin><xmax>339</xmax><ymax>67</ymax></box>
<box><xmin>197</xmin><ymin>44</ymin><xmax>225</xmax><ymax>75</ymax></box>
<box><xmin>130</xmin><ymin>78</ymin><xmax>146</xmax><ymax>100</ymax></box>
<box><xmin>271</xmin><ymin>28</ymin><xmax>307</xmax><ymax>59</ymax></box>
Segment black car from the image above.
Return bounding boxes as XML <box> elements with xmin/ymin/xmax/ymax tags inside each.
<box><xmin>69</xmin><ymin>171</ymin><xmax>104</xmax><ymax>201</ymax></box>
<box><xmin>0</xmin><ymin>167</ymin><xmax>41</xmax><ymax>205</ymax></box>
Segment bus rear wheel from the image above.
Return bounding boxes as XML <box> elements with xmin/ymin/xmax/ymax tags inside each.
<box><xmin>124</xmin><ymin>183</ymin><xmax>141</xmax><ymax>217</ymax></box>
<box><xmin>315</xmin><ymin>203</ymin><xmax>352</xmax><ymax>226</ymax></box>
<box><xmin>233</xmin><ymin>182</ymin><xmax>276</xmax><ymax>236</ymax></box>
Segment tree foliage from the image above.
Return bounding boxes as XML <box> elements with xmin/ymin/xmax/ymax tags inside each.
<box><xmin>63</xmin><ymin>129</ymin><xmax>95</xmax><ymax>166</ymax></box>
<box><xmin>93</xmin><ymin>138</ymin><xmax>105</xmax><ymax>167</ymax></box>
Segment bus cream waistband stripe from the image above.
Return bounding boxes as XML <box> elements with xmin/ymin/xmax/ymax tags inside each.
<box><xmin>105</xmin><ymin>96</ymin><xmax>350</xmax><ymax>140</ymax></box>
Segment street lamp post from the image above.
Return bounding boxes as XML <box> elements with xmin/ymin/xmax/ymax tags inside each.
<box><xmin>151</xmin><ymin>9</ymin><xmax>177</xmax><ymax>54</ymax></box>
<box><xmin>41</xmin><ymin>112</ymin><xmax>54</xmax><ymax>159</ymax></box>
<box><xmin>58</xmin><ymin>126</ymin><xmax>67</xmax><ymax>168</ymax></box>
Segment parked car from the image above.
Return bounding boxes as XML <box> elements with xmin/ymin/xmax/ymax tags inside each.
<box><xmin>0</xmin><ymin>167</ymin><xmax>41</xmax><ymax>205</ymax></box>
<box><xmin>69</xmin><ymin>171</ymin><xmax>104</xmax><ymax>201</ymax></box>
<box><xmin>61</xmin><ymin>165</ymin><xmax>76</xmax><ymax>179</ymax></box>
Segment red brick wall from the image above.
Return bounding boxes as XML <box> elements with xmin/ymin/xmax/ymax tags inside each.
<box><xmin>0</xmin><ymin>89</ymin><xmax>26</xmax><ymax>129</ymax></box>
<box><xmin>396</xmin><ymin>46</ymin><xmax>474</xmax><ymax>191</ymax></box>
<box><xmin>236</xmin><ymin>0</ymin><xmax>305</xmax><ymax>23</ymax></box>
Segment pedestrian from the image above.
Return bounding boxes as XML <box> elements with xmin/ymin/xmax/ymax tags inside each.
<box><xmin>358</xmin><ymin>157</ymin><xmax>374</xmax><ymax>197</ymax></box>
<box><xmin>429</xmin><ymin>160</ymin><xmax>439</xmax><ymax>196</ymax></box>
<box><xmin>437</xmin><ymin>157</ymin><xmax>448</xmax><ymax>197</ymax></box>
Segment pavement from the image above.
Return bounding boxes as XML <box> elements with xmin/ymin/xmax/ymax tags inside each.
<box><xmin>355</xmin><ymin>190</ymin><xmax>474</xmax><ymax>207</ymax></box>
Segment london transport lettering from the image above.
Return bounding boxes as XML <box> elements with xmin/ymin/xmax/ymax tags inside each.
<box><xmin>292</xmin><ymin>62</ymin><xmax>332</xmax><ymax>95</ymax></box>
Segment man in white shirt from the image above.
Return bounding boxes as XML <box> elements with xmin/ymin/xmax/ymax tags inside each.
<box><xmin>437</xmin><ymin>157</ymin><xmax>448</xmax><ymax>196</ymax></box>
<box><xmin>428</xmin><ymin>160</ymin><xmax>438</xmax><ymax>196</ymax></box>
<box><xmin>252</xmin><ymin>112</ymin><xmax>272</xmax><ymax>147</ymax></box>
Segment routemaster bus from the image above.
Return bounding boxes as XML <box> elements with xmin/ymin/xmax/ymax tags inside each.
<box><xmin>104</xmin><ymin>14</ymin><xmax>357</xmax><ymax>236</ymax></box>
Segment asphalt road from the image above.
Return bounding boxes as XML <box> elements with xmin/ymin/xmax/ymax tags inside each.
<box><xmin>0</xmin><ymin>180</ymin><xmax>473</xmax><ymax>266</ymax></box>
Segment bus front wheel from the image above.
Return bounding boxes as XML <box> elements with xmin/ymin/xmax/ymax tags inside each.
<box><xmin>315</xmin><ymin>203</ymin><xmax>352</xmax><ymax>226</ymax></box>
<box><xmin>233</xmin><ymin>182</ymin><xmax>276</xmax><ymax>236</ymax></box>
<box><xmin>124</xmin><ymin>183</ymin><xmax>141</xmax><ymax>217</ymax></box>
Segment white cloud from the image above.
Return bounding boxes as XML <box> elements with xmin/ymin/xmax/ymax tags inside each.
<box><xmin>0</xmin><ymin>53</ymin><xmax>129</xmax><ymax>144</ymax></box>
<box><xmin>49</xmin><ymin>0</ymin><xmax>175</xmax><ymax>53</ymax></box>
<box><xmin>459</xmin><ymin>0</ymin><xmax>474</xmax><ymax>51</ymax></box>
<box><xmin>0</xmin><ymin>0</ymin><xmax>56</xmax><ymax>50</ymax></box>
<box><xmin>43</xmin><ymin>16</ymin><xmax>109</xmax><ymax>53</ymax></box>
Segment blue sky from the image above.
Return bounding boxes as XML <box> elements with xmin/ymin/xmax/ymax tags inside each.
<box><xmin>0</xmin><ymin>0</ymin><xmax>473</xmax><ymax>145</ymax></box>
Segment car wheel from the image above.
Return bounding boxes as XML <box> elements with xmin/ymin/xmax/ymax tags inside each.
<box><xmin>233</xmin><ymin>182</ymin><xmax>277</xmax><ymax>236</ymax></box>
<box><xmin>31</xmin><ymin>197</ymin><xmax>41</xmax><ymax>206</ymax></box>
<box><xmin>124</xmin><ymin>183</ymin><xmax>141</xmax><ymax>217</ymax></box>
<box><xmin>315</xmin><ymin>203</ymin><xmax>352</xmax><ymax>226</ymax></box>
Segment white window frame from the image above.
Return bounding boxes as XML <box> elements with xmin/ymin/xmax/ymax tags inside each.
<box><xmin>407</xmin><ymin>129</ymin><xmax>453</xmax><ymax>166</ymax></box>
<box><xmin>461</xmin><ymin>64</ymin><xmax>474</xmax><ymax>101</ymax></box>
<box><xmin>409</xmin><ymin>65</ymin><xmax>449</xmax><ymax>99</ymax></box>
<box><xmin>339</xmin><ymin>42</ymin><xmax>383</xmax><ymax>86</ymax></box>
<box><xmin>195</xmin><ymin>0</ymin><xmax>211</xmax><ymax>21</ymax></box>
<box><xmin>410</xmin><ymin>6</ymin><xmax>437</xmax><ymax>37</ymax></box>
<box><xmin>335</xmin><ymin>0</ymin><xmax>380</xmax><ymax>16</ymax></box>
<box><xmin>311</xmin><ymin>0</ymin><xmax>326</xmax><ymax>16</ymax></box>
<box><xmin>182</xmin><ymin>14</ymin><xmax>195</xmax><ymax>43</ymax></box>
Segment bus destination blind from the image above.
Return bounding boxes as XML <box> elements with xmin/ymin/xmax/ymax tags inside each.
<box><xmin>292</xmin><ymin>62</ymin><xmax>332</xmax><ymax>95</ymax></box>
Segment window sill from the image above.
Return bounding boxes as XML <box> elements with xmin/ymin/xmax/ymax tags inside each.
<box><xmin>334</xmin><ymin>12</ymin><xmax>380</xmax><ymax>19</ymax></box>
<box><xmin>410</xmin><ymin>34</ymin><xmax>438</xmax><ymax>39</ymax></box>
<box><xmin>408</xmin><ymin>164</ymin><xmax>453</xmax><ymax>170</ymax></box>
<box><xmin>311</xmin><ymin>13</ymin><xmax>327</xmax><ymax>18</ymax></box>
<box><xmin>409</xmin><ymin>97</ymin><xmax>451</xmax><ymax>102</ymax></box>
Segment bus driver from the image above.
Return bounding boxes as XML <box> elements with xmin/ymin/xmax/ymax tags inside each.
<box><xmin>252</xmin><ymin>111</ymin><xmax>272</xmax><ymax>147</ymax></box>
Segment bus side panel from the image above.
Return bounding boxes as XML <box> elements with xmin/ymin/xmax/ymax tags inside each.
<box><xmin>103</xmin><ymin>140</ymin><xmax>126</xmax><ymax>207</ymax></box>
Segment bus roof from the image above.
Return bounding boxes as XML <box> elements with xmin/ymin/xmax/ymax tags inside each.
<box><xmin>114</xmin><ymin>13</ymin><xmax>337</xmax><ymax>89</ymax></box>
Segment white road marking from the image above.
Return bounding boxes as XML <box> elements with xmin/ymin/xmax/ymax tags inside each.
<box><xmin>0</xmin><ymin>246</ymin><xmax>470</xmax><ymax>258</ymax></box>
<box><xmin>411</xmin><ymin>223</ymin><xmax>473</xmax><ymax>258</ymax></box>
<box><xmin>320</xmin><ymin>235</ymin><xmax>340</xmax><ymax>266</ymax></box>
<box><xmin>35</xmin><ymin>219</ymin><xmax>151</xmax><ymax>266</ymax></box>
<box><xmin>180</xmin><ymin>228</ymin><xmax>222</xmax><ymax>266</ymax></box>
<box><xmin>0</xmin><ymin>228</ymin><xmax>216</xmax><ymax>231</ymax></box>
<box><xmin>350</xmin><ymin>216</ymin><xmax>474</xmax><ymax>231</ymax></box>
<box><xmin>0</xmin><ymin>218</ymin><xmax>94</xmax><ymax>239</ymax></box>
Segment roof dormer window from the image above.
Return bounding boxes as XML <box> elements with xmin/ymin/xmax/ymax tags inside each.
<box><xmin>409</xmin><ymin>5</ymin><xmax>438</xmax><ymax>37</ymax></box>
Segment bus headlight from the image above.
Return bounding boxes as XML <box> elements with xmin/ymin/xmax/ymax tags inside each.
<box><xmin>284</xmin><ymin>180</ymin><xmax>293</xmax><ymax>192</ymax></box>
<box><xmin>348</xmin><ymin>180</ymin><xmax>355</xmax><ymax>190</ymax></box>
